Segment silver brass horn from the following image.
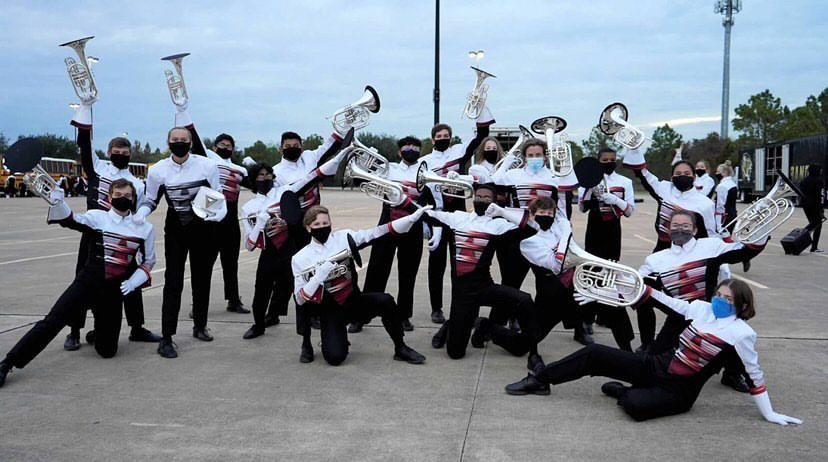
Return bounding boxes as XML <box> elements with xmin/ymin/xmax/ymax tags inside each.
<box><xmin>415</xmin><ymin>162</ymin><xmax>474</xmax><ymax>199</ymax></box>
<box><xmin>726</xmin><ymin>170</ymin><xmax>805</xmax><ymax>244</ymax></box>
<box><xmin>463</xmin><ymin>66</ymin><xmax>496</xmax><ymax>119</ymax></box>
<box><xmin>330</xmin><ymin>85</ymin><xmax>381</xmax><ymax>134</ymax></box>
<box><xmin>561</xmin><ymin>234</ymin><xmax>646</xmax><ymax>307</ymax></box>
<box><xmin>161</xmin><ymin>53</ymin><xmax>190</xmax><ymax>107</ymax></box>
<box><xmin>343</xmin><ymin>150</ymin><xmax>405</xmax><ymax>207</ymax></box>
<box><xmin>598</xmin><ymin>102</ymin><xmax>647</xmax><ymax>149</ymax></box>
<box><xmin>60</xmin><ymin>36</ymin><xmax>98</xmax><ymax>104</ymax></box>
<box><xmin>300</xmin><ymin>248</ymin><xmax>353</xmax><ymax>283</ymax></box>
<box><xmin>347</xmin><ymin>139</ymin><xmax>389</xmax><ymax>177</ymax></box>
<box><xmin>23</xmin><ymin>165</ymin><xmax>61</xmax><ymax>205</ymax></box>
<box><xmin>531</xmin><ymin>116</ymin><xmax>572</xmax><ymax>177</ymax></box>
<box><xmin>494</xmin><ymin>125</ymin><xmax>532</xmax><ymax>171</ymax></box>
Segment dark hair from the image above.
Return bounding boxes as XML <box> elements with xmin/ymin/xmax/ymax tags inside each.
<box><xmin>474</xmin><ymin>136</ymin><xmax>504</xmax><ymax>164</ymax></box>
<box><xmin>107</xmin><ymin>137</ymin><xmax>131</xmax><ymax>153</ymax></box>
<box><xmin>669</xmin><ymin>209</ymin><xmax>696</xmax><ymax>224</ymax></box>
<box><xmin>520</xmin><ymin>139</ymin><xmax>549</xmax><ymax>167</ymax></box>
<box><xmin>528</xmin><ymin>196</ymin><xmax>557</xmax><ymax>214</ymax></box>
<box><xmin>303</xmin><ymin>205</ymin><xmax>330</xmax><ymax>227</ymax></box>
<box><xmin>672</xmin><ymin>160</ymin><xmax>694</xmax><ymax>174</ymax></box>
<box><xmin>397</xmin><ymin>136</ymin><xmax>422</xmax><ymax>149</ymax></box>
<box><xmin>109</xmin><ymin>178</ymin><xmax>136</xmax><ymax>210</ymax></box>
<box><xmin>214</xmin><ymin>133</ymin><xmax>235</xmax><ymax>149</ymax></box>
<box><xmin>281</xmin><ymin>131</ymin><xmax>302</xmax><ymax>145</ymax></box>
<box><xmin>431</xmin><ymin>123</ymin><xmax>453</xmax><ymax>139</ymax></box>
<box><xmin>597</xmin><ymin>146</ymin><xmax>616</xmax><ymax>158</ymax></box>
<box><xmin>474</xmin><ymin>182</ymin><xmax>497</xmax><ymax>196</ymax></box>
<box><xmin>716</xmin><ymin>279</ymin><xmax>755</xmax><ymax>320</ymax></box>
<box><xmin>249</xmin><ymin>162</ymin><xmax>273</xmax><ymax>193</ymax></box>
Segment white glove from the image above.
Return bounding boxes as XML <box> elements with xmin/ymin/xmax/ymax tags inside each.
<box><xmin>49</xmin><ymin>188</ymin><xmax>65</xmax><ymax>203</ymax></box>
<box><xmin>753</xmin><ymin>391</ymin><xmax>803</xmax><ymax>426</ymax></box>
<box><xmin>446</xmin><ymin>171</ymin><xmax>460</xmax><ymax>180</ymax></box>
<box><xmin>72</xmin><ymin>102</ymin><xmax>94</xmax><ymax>126</ymax></box>
<box><xmin>242</xmin><ymin>156</ymin><xmax>257</xmax><ymax>167</ymax></box>
<box><xmin>314</xmin><ymin>261</ymin><xmax>337</xmax><ymax>282</ymax></box>
<box><xmin>485</xmin><ymin>203</ymin><xmax>504</xmax><ymax>218</ymax></box>
<box><xmin>319</xmin><ymin>149</ymin><xmax>347</xmax><ymax>176</ymax></box>
<box><xmin>120</xmin><ymin>280</ymin><xmax>137</xmax><ymax>296</ymax></box>
<box><xmin>423</xmin><ymin>223</ymin><xmax>432</xmax><ymax>240</ymax></box>
<box><xmin>600</xmin><ymin>192</ymin><xmax>622</xmax><ymax>206</ymax></box>
<box><xmin>476</xmin><ymin>105</ymin><xmax>495</xmax><ymax>124</ymax></box>
<box><xmin>573</xmin><ymin>293</ymin><xmax>597</xmax><ymax>306</ymax></box>
<box><xmin>255</xmin><ymin>210</ymin><xmax>270</xmax><ymax>230</ymax></box>
<box><xmin>621</xmin><ymin>146</ymin><xmax>645</xmax><ymax>168</ymax></box>
<box><xmin>428</xmin><ymin>226</ymin><xmax>443</xmax><ymax>251</ymax></box>
<box><xmin>175</xmin><ymin>101</ymin><xmax>189</xmax><ymax>112</ymax></box>
<box><xmin>173</xmin><ymin>107</ymin><xmax>192</xmax><ymax>128</ymax></box>
<box><xmin>391</xmin><ymin>206</ymin><xmax>432</xmax><ymax>233</ymax></box>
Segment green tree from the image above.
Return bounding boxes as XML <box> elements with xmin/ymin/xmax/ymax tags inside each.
<box><xmin>358</xmin><ymin>132</ymin><xmax>400</xmax><ymax>162</ymax></box>
<box><xmin>778</xmin><ymin>105</ymin><xmax>823</xmax><ymax>140</ymax></box>
<box><xmin>644</xmin><ymin>124</ymin><xmax>683</xmax><ymax>179</ymax></box>
<box><xmin>732</xmin><ymin>89</ymin><xmax>787</xmax><ymax>147</ymax></box>
<box><xmin>0</xmin><ymin>133</ymin><xmax>8</xmax><ymax>153</ymax></box>
<box><xmin>30</xmin><ymin>134</ymin><xmax>78</xmax><ymax>159</ymax></box>
<box><xmin>580</xmin><ymin>126</ymin><xmax>621</xmax><ymax>158</ymax></box>
<box><xmin>568</xmin><ymin>141</ymin><xmax>584</xmax><ymax>164</ymax></box>
<box><xmin>684</xmin><ymin>132</ymin><xmax>738</xmax><ymax>171</ymax></box>
<box><xmin>302</xmin><ymin>134</ymin><xmax>324</xmax><ymax>151</ymax></box>
<box><xmin>805</xmin><ymin>87</ymin><xmax>828</xmax><ymax>133</ymax></box>
<box><xmin>243</xmin><ymin>140</ymin><xmax>280</xmax><ymax>165</ymax></box>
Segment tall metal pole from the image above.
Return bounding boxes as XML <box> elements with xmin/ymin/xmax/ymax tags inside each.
<box><xmin>715</xmin><ymin>0</ymin><xmax>741</xmax><ymax>139</ymax></box>
<box><xmin>433</xmin><ymin>0</ymin><xmax>440</xmax><ymax>125</ymax></box>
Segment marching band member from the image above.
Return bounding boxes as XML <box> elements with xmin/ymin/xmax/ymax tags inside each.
<box><xmin>801</xmin><ymin>164</ymin><xmax>824</xmax><ymax>253</ymax></box>
<box><xmin>425</xmin><ymin>183</ymin><xmax>537</xmax><ymax>360</ymax></box>
<box><xmin>291</xmin><ymin>205</ymin><xmax>428</xmax><ymax>365</ymax></box>
<box><xmin>576</xmin><ymin>147</ymin><xmax>636</xmax><ymax>350</ymax></box>
<box><xmin>694</xmin><ymin>159</ymin><xmax>716</xmax><ymax>197</ymax></box>
<box><xmin>240</xmin><ymin>150</ymin><xmax>349</xmax><ymax>339</ymax></box>
<box><xmin>635</xmin><ymin>209</ymin><xmax>768</xmax><ymax>392</ymax></box>
<box><xmin>135</xmin><ymin>126</ymin><xmax>226</xmax><ymax>359</ymax></box>
<box><xmin>468</xmin><ymin>136</ymin><xmax>504</xmax><ymax>186</ymax></box>
<box><xmin>175</xmin><ymin>107</ymin><xmax>250</xmax><ymax>314</ymax></box>
<box><xmin>0</xmin><ymin>181</ymin><xmax>155</xmax><ymax>387</ymax></box>
<box><xmin>714</xmin><ymin>162</ymin><xmax>739</xmax><ymax>233</ymax></box>
<box><xmin>64</xmin><ymin>101</ymin><xmax>160</xmax><ymax>351</ymax></box>
<box><xmin>360</xmin><ymin>137</ymin><xmax>435</xmax><ymax>333</ymax></box>
<box><xmin>420</xmin><ymin>106</ymin><xmax>496</xmax><ymax>325</ymax></box>
<box><xmin>622</xmin><ymin>147</ymin><xmax>717</xmax><ymax>251</ymax></box>
<box><xmin>503</xmin><ymin>279</ymin><xmax>803</xmax><ymax>427</ymax></box>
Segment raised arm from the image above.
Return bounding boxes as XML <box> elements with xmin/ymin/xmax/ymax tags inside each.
<box><xmin>71</xmin><ymin>104</ymin><xmax>101</xmax><ymax>177</ymax></box>
<box><xmin>174</xmin><ymin>109</ymin><xmax>207</xmax><ymax>156</ymax></box>
<box><xmin>458</xmin><ymin>106</ymin><xmax>495</xmax><ymax>170</ymax></box>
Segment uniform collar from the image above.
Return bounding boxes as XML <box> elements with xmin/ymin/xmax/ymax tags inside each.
<box><xmin>670</xmin><ymin>237</ymin><xmax>697</xmax><ymax>254</ymax></box>
<box><xmin>107</xmin><ymin>208</ymin><xmax>130</xmax><ymax>223</ymax></box>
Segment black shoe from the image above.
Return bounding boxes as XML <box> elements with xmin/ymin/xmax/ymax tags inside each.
<box><xmin>192</xmin><ymin>327</ymin><xmax>214</xmax><ymax>342</ymax></box>
<box><xmin>573</xmin><ymin>323</ymin><xmax>594</xmax><ymax>346</ymax></box>
<box><xmin>348</xmin><ymin>322</ymin><xmax>363</xmax><ymax>333</ymax></box>
<box><xmin>129</xmin><ymin>327</ymin><xmax>161</xmax><ymax>343</ymax></box>
<box><xmin>85</xmin><ymin>330</ymin><xmax>96</xmax><ymax>345</ymax></box>
<box><xmin>64</xmin><ymin>333</ymin><xmax>81</xmax><ymax>351</ymax></box>
<box><xmin>635</xmin><ymin>343</ymin><xmax>651</xmax><ymax>355</ymax></box>
<box><xmin>470</xmin><ymin>317</ymin><xmax>491</xmax><ymax>348</ymax></box>
<box><xmin>263</xmin><ymin>314</ymin><xmax>280</xmax><ymax>327</ymax></box>
<box><xmin>300</xmin><ymin>342</ymin><xmax>315</xmax><ymax>363</ymax></box>
<box><xmin>310</xmin><ymin>316</ymin><xmax>321</xmax><ymax>330</ymax></box>
<box><xmin>720</xmin><ymin>373</ymin><xmax>750</xmax><ymax>393</ymax></box>
<box><xmin>157</xmin><ymin>339</ymin><xmax>178</xmax><ymax>358</ymax></box>
<box><xmin>402</xmin><ymin>318</ymin><xmax>414</xmax><ymax>332</ymax></box>
<box><xmin>0</xmin><ymin>361</ymin><xmax>11</xmax><ymax>388</ymax></box>
<box><xmin>431</xmin><ymin>310</ymin><xmax>446</xmax><ymax>324</ymax></box>
<box><xmin>527</xmin><ymin>353</ymin><xmax>545</xmax><ymax>374</ymax></box>
<box><xmin>742</xmin><ymin>260</ymin><xmax>751</xmax><ymax>272</ymax></box>
<box><xmin>394</xmin><ymin>345</ymin><xmax>426</xmax><ymax>364</ymax></box>
<box><xmin>432</xmin><ymin>323</ymin><xmax>448</xmax><ymax>349</ymax></box>
<box><xmin>243</xmin><ymin>324</ymin><xmax>265</xmax><ymax>340</ymax></box>
<box><xmin>508</xmin><ymin>318</ymin><xmax>521</xmax><ymax>333</ymax></box>
<box><xmin>226</xmin><ymin>300</ymin><xmax>250</xmax><ymax>314</ymax></box>
<box><xmin>505</xmin><ymin>374</ymin><xmax>550</xmax><ymax>396</ymax></box>
<box><xmin>601</xmin><ymin>381</ymin><xmax>630</xmax><ymax>399</ymax></box>
<box><xmin>585</xmin><ymin>322</ymin><xmax>594</xmax><ymax>335</ymax></box>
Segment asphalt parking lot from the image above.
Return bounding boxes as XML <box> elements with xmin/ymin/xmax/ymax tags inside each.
<box><xmin>0</xmin><ymin>189</ymin><xmax>825</xmax><ymax>461</ymax></box>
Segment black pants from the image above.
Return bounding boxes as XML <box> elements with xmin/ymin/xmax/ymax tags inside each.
<box><xmin>535</xmin><ymin>344</ymin><xmax>694</xmax><ymax>421</ymax></box>
<box><xmin>161</xmin><ymin>219</ymin><xmax>216</xmax><ymax>337</ymax></box>
<box><xmin>363</xmin><ymin>228</ymin><xmax>423</xmax><ymax>320</ymax></box>
<box><xmin>212</xmin><ymin>202</ymin><xmax>242</xmax><ymax>303</ymax></box>
<box><xmin>5</xmin><ymin>275</ymin><xmax>123</xmax><ymax>368</ymax></box>
<box><xmin>447</xmin><ymin>280</ymin><xmax>534</xmax><ymax>359</ymax></box>
<box><xmin>427</xmin><ymin>227</ymin><xmax>455</xmax><ymax>313</ymax></box>
<box><xmin>251</xmin><ymin>241</ymin><xmax>296</xmax><ymax>327</ymax></box>
<box><xmin>71</xmin><ymin>232</ymin><xmax>144</xmax><ymax>330</ymax></box>
<box><xmin>636</xmin><ymin>239</ymin><xmax>672</xmax><ymax>345</ymax></box>
<box><xmin>805</xmin><ymin>206</ymin><xmax>823</xmax><ymax>251</ymax></box>
<box><xmin>301</xmin><ymin>292</ymin><xmax>405</xmax><ymax>365</ymax></box>
<box><xmin>489</xmin><ymin>234</ymin><xmax>530</xmax><ymax>325</ymax></box>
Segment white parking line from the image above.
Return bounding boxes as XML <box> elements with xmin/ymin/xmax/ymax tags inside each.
<box><xmin>731</xmin><ymin>273</ymin><xmax>769</xmax><ymax>289</ymax></box>
<box><xmin>633</xmin><ymin>234</ymin><xmax>656</xmax><ymax>245</ymax></box>
<box><xmin>0</xmin><ymin>235</ymin><xmax>78</xmax><ymax>246</ymax></box>
<box><xmin>0</xmin><ymin>252</ymin><xmax>77</xmax><ymax>266</ymax></box>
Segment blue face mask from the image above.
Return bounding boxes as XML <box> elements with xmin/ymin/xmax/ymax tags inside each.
<box><xmin>526</xmin><ymin>157</ymin><xmax>545</xmax><ymax>174</ymax></box>
<box><xmin>711</xmin><ymin>297</ymin><xmax>736</xmax><ymax>319</ymax></box>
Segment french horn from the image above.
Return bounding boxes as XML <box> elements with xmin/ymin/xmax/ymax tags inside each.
<box><xmin>561</xmin><ymin>234</ymin><xmax>646</xmax><ymax>307</ymax></box>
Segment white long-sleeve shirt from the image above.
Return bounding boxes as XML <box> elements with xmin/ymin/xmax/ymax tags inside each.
<box><xmin>205</xmin><ymin>150</ymin><xmax>247</xmax><ymax>203</ymax></box>
<box><xmin>138</xmin><ymin>154</ymin><xmax>223</xmax><ymax>226</ymax></box>
<box><xmin>577</xmin><ymin>171</ymin><xmax>635</xmax><ymax>220</ymax></box>
<box><xmin>273</xmin><ymin>134</ymin><xmax>341</xmax><ymax>210</ymax></box>
<box><xmin>636</xmin><ymin>169</ymin><xmax>717</xmax><ymax>243</ymax></box>
<box><xmin>694</xmin><ymin>173</ymin><xmax>716</xmax><ymax>197</ymax></box>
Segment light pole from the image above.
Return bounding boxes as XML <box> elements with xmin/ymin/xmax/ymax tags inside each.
<box><xmin>433</xmin><ymin>0</ymin><xmax>440</xmax><ymax>125</ymax></box>
<box><xmin>715</xmin><ymin>0</ymin><xmax>742</xmax><ymax>139</ymax></box>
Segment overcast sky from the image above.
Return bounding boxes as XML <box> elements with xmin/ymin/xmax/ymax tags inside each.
<box><xmin>1</xmin><ymin>0</ymin><xmax>825</xmax><ymax>152</ymax></box>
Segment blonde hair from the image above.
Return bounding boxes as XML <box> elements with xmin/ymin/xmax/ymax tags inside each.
<box><xmin>474</xmin><ymin>136</ymin><xmax>504</xmax><ymax>164</ymax></box>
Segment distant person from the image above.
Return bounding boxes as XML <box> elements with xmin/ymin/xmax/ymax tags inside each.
<box><xmin>694</xmin><ymin>160</ymin><xmax>715</xmax><ymax>198</ymax></box>
<box><xmin>714</xmin><ymin>162</ymin><xmax>738</xmax><ymax>233</ymax></box>
<box><xmin>801</xmin><ymin>164</ymin><xmax>824</xmax><ymax>253</ymax></box>
<box><xmin>5</xmin><ymin>176</ymin><xmax>16</xmax><ymax>198</ymax></box>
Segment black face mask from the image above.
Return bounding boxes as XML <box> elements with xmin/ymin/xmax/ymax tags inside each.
<box><xmin>433</xmin><ymin>139</ymin><xmax>451</xmax><ymax>152</ymax></box>
<box><xmin>482</xmin><ymin>150</ymin><xmax>498</xmax><ymax>164</ymax></box>
<box><xmin>401</xmin><ymin>149</ymin><xmax>420</xmax><ymax>164</ymax></box>
<box><xmin>534</xmin><ymin>214</ymin><xmax>555</xmax><ymax>231</ymax></box>
<box><xmin>110</xmin><ymin>154</ymin><xmax>130</xmax><ymax>170</ymax></box>
<box><xmin>169</xmin><ymin>142</ymin><xmax>190</xmax><ymax>157</ymax></box>
<box><xmin>602</xmin><ymin>162</ymin><xmax>617</xmax><ymax>175</ymax></box>
<box><xmin>256</xmin><ymin>179</ymin><xmax>273</xmax><ymax>195</ymax></box>
<box><xmin>695</xmin><ymin>169</ymin><xmax>706</xmax><ymax>177</ymax></box>
<box><xmin>111</xmin><ymin>196</ymin><xmax>133</xmax><ymax>213</ymax></box>
<box><xmin>473</xmin><ymin>200</ymin><xmax>490</xmax><ymax>216</ymax></box>
<box><xmin>282</xmin><ymin>147</ymin><xmax>302</xmax><ymax>162</ymax></box>
<box><xmin>715</xmin><ymin>173</ymin><xmax>723</xmax><ymax>181</ymax></box>
<box><xmin>310</xmin><ymin>225</ymin><xmax>332</xmax><ymax>243</ymax></box>
<box><xmin>216</xmin><ymin>147</ymin><xmax>233</xmax><ymax>159</ymax></box>
<box><xmin>672</xmin><ymin>175</ymin><xmax>694</xmax><ymax>192</ymax></box>
<box><xmin>669</xmin><ymin>229</ymin><xmax>694</xmax><ymax>246</ymax></box>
